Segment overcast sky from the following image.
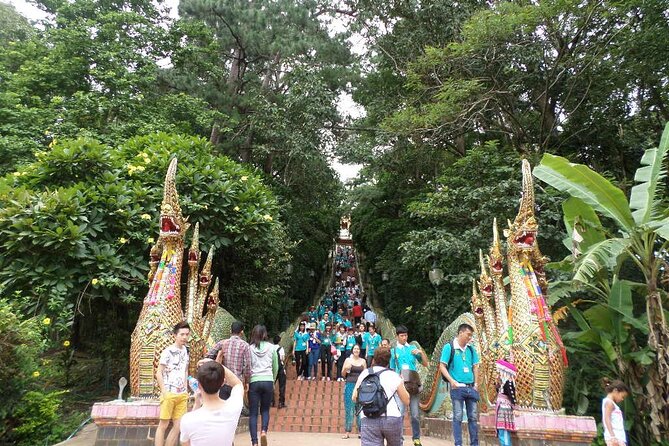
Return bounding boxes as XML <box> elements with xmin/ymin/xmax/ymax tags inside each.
<box><xmin>6</xmin><ymin>0</ymin><xmax>364</xmax><ymax>182</ymax></box>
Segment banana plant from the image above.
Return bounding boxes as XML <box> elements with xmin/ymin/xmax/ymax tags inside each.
<box><xmin>534</xmin><ymin>122</ymin><xmax>669</xmax><ymax>444</ymax></box>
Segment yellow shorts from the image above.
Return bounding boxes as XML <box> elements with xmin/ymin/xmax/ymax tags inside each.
<box><xmin>159</xmin><ymin>392</ymin><xmax>188</xmax><ymax>420</ymax></box>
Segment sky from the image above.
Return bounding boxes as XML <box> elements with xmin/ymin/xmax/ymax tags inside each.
<box><xmin>6</xmin><ymin>0</ymin><xmax>364</xmax><ymax>183</ymax></box>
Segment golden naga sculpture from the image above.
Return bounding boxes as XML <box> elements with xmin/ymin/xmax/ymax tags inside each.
<box><xmin>504</xmin><ymin>159</ymin><xmax>567</xmax><ymax>410</ymax></box>
<box><xmin>184</xmin><ymin>223</ymin><xmax>220</xmax><ymax>377</ymax></box>
<box><xmin>476</xmin><ymin>252</ymin><xmax>498</xmax><ymax>405</ymax></box>
<box><xmin>129</xmin><ymin>158</ymin><xmax>219</xmax><ymax>398</ymax></box>
<box><xmin>489</xmin><ymin>218</ymin><xmax>511</xmax><ymax>353</ymax></box>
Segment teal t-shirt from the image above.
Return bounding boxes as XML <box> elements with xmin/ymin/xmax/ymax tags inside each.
<box><xmin>345</xmin><ymin>334</ymin><xmax>357</xmax><ymax>351</ymax></box>
<box><xmin>334</xmin><ymin>333</ymin><xmax>346</xmax><ymax>351</ymax></box>
<box><xmin>293</xmin><ymin>331</ymin><xmax>309</xmax><ymax>352</ymax></box>
<box><xmin>439</xmin><ymin>342</ymin><xmax>480</xmax><ymax>384</ymax></box>
<box><xmin>390</xmin><ymin>343</ymin><xmax>420</xmax><ymax>372</ymax></box>
<box><xmin>363</xmin><ymin>332</ymin><xmax>381</xmax><ymax>356</ymax></box>
<box><xmin>318</xmin><ymin>320</ymin><xmax>330</xmax><ymax>332</ymax></box>
<box><xmin>321</xmin><ymin>332</ymin><xmax>332</xmax><ymax>347</ymax></box>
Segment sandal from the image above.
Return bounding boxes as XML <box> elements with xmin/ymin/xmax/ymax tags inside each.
<box><xmin>342</xmin><ymin>434</ymin><xmax>350</xmax><ymax>439</ymax></box>
<box><xmin>260</xmin><ymin>432</ymin><xmax>268</xmax><ymax>446</ymax></box>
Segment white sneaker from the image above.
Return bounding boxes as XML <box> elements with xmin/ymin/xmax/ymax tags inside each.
<box><xmin>327</xmin><ymin>377</ymin><xmax>331</xmax><ymax>381</ymax></box>
<box><xmin>297</xmin><ymin>376</ymin><xmax>303</xmax><ymax>381</ymax></box>
<box><xmin>321</xmin><ymin>377</ymin><xmax>326</xmax><ymax>381</ymax></box>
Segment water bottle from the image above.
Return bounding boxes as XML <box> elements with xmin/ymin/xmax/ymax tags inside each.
<box><xmin>187</xmin><ymin>375</ymin><xmax>198</xmax><ymax>392</ymax></box>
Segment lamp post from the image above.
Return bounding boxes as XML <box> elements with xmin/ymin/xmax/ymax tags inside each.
<box><xmin>429</xmin><ymin>261</ymin><xmax>444</xmax><ymax>325</ymax></box>
<box><xmin>282</xmin><ymin>263</ymin><xmax>293</xmax><ymax>329</ymax></box>
<box><xmin>428</xmin><ymin>261</ymin><xmax>444</xmax><ymax>287</ymax></box>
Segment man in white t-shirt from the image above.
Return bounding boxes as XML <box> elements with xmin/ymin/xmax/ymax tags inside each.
<box><xmin>353</xmin><ymin>347</ymin><xmax>410</xmax><ymax>446</ymax></box>
<box><xmin>180</xmin><ymin>361</ymin><xmax>244</xmax><ymax>446</ymax></box>
<box><xmin>156</xmin><ymin>321</ymin><xmax>190</xmax><ymax>446</ymax></box>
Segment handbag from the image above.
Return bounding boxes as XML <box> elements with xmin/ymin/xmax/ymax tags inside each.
<box><xmin>393</xmin><ymin>347</ymin><xmax>422</xmax><ymax>395</ymax></box>
<box><xmin>400</xmin><ymin>369</ymin><xmax>422</xmax><ymax>395</ymax></box>
<box><xmin>330</xmin><ymin>344</ymin><xmax>337</xmax><ymax>356</ymax></box>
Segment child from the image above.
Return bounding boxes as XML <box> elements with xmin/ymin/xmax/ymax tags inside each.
<box><xmin>602</xmin><ymin>380</ymin><xmax>630</xmax><ymax>446</ymax></box>
<box><xmin>494</xmin><ymin>359</ymin><xmax>517</xmax><ymax>446</ymax></box>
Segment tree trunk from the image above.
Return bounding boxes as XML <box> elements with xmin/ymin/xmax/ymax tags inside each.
<box><xmin>645</xmin><ymin>288</ymin><xmax>669</xmax><ymax>441</ymax></box>
<box><xmin>210</xmin><ymin>124</ymin><xmax>220</xmax><ymax>145</ymax></box>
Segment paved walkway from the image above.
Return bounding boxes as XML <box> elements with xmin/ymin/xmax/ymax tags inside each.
<box><xmin>59</xmin><ymin>423</ymin><xmax>455</xmax><ymax>446</ymax></box>
<box><xmin>233</xmin><ymin>431</ymin><xmax>454</xmax><ymax>446</ymax></box>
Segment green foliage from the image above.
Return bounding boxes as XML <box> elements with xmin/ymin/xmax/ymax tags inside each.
<box><xmin>0</xmin><ymin>298</ymin><xmax>46</xmax><ymax>425</ymax></box>
<box><xmin>12</xmin><ymin>391</ymin><xmax>65</xmax><ymax>445</ymax></box>
<box><xmin>535</xmin><ymin>123</ymin><xmax>669</xmax><ymax>444</ymax></box>
<box><xmin>0</xmin><ymin>132</ymin><xmax>287</xmax><ymax>337</ymax></box>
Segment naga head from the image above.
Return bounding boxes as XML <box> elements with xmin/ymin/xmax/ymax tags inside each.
<box><xmin>188</xmin><ymin>223</ymin><xmax>200</xmax><ymax>266</ymax></box>
<box><xmin>207</xmin><ymin>278</ymin><xmax>220</xmax><ymax>312</ymax></box>
<box><xmin>471</xmin><ymin>279</ymin><xmax>485</xmax><ymax>318</ymax></box>
<box><xmin>489</xmin><ymin>218</ymin><xmax>504</xmax><ymax>276</ymax></box>
<box><xmin>199</xmin><ymin>246</ymin><xmax>215</xmax><ymax>288</ymax></box>
<box><xmin>478</xmin><ymin>249</ymin><xmax>493</xmax><ymax>298</ymax></box>
<box><xmin>149</xmin><ymin>243</ymin><xmax>161</xmax><ymax>265</ymax></box>
<box><xmin>160</xmin><ymin>158</ymin><xmax>188</xmax><ymax>239</ymax></box>
<box><xmin>506</xmin><ymin>159</ymin><xmax>538</xmax><ymax>252</ymax></box>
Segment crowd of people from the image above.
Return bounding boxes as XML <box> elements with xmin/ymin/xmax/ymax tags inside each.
<box><xmin>151</xmin><ymin>244</ymin><xmax>631</xmax><ymax>446</ymax></box>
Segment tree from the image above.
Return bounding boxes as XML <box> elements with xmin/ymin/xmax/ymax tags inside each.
<box><xmin>534</xmin><ymin>122</ymin><xmax>669</xmax><ymax>443</ymax></box>
<box><xmin>0</xmin><ymin>133</ymin><xmax>288</xmax><ymax>341</ymax></box>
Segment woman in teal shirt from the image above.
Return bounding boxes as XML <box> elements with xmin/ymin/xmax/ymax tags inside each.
<box><xmin>292</xmin><ymin>322</ymin><xmax>309</xmax><ymax>380</ymax></box>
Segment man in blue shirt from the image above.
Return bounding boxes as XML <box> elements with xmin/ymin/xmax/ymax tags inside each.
<box><xmin>439</xmin><ymin>324</ymin><xmax>480</xmax><ymax>446</ymax></box>
<box><xmin>390</xmin><ymin>325</ymin><xmax>428</xmax><ymax>446</ymax></box>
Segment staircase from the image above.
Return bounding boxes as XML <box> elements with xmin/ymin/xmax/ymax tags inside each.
<box><xmin>268</xmin><ymin>377</ymin><xmax>346</xmax><ymax>433</ymax></box>
<box><xmin>268</xmin><ymin>240</ymin><xmax>411</xmax><ymax>435</ymax></box>
<box><xmin>268</xmin><ymin>362</ymin><xmax>412</xmax><ymax>434</ymax></box>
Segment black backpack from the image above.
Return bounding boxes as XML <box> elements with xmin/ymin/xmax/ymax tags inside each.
<box><xmin>356</xmin><ymin>367</ymin><xmax>397</xmax><ymax>418</ymax></box>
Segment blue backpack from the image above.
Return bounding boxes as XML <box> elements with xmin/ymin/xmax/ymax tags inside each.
<box><xmin>356</xmin><ymin>367</ymin><xmax>397</xmax><ymax>418</ymax></box>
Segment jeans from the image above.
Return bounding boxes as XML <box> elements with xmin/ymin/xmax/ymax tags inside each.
<box><xmin>360</xmin><ymin>416</ymin><xmax>403</xmax><ymax>446</ymax></box>
<box><xmin>400</xmin><ymin>392</ymin><xmax>421</xmax><ymax>440</ymax></box>
<box><xmin>308</xmin><ymin>349</ymin><xmax>320</xmax><ymax>378</ymax></box>
<box><xmin>248</xmin><ymin>381</ymin><xmax>273</xmax><ymax>445</ymax></box>
<box><xmin>451</xmin><ymin>386</ymin><xmax>480</xmax><ymax>446</ymax></box>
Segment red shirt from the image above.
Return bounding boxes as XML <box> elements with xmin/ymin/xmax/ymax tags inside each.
<box><xmin>352</xmin><ymin>305</ymin><xmax>363</xmax><ymax>317</ymax></box>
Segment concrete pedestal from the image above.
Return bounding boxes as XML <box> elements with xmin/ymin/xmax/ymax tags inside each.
<box><xmin>91</xmin><ymin>400</ymin><xmax>248</xmax><ymax>446</ymax></box>
<box><xmin>422</xmin><ymin>410</ymin><xmax>596</xmax><ymax>446</ymax></box>
<box><xmin>91</xmin><ymin>400</ymin><xmax>161</xmax><ymax>446</ymax></box>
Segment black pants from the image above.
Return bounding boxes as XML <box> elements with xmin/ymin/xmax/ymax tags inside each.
<box><xmin>320</xmin><ymin>347</ymin><xmax>332</xmax><ymax>378</ymax></box>
<box><xmin>337</xmin><ymin>350</ymin><xmax>349</xmax><ymax>379</ymax></box>
<box><xmin>295</xmin><ymin>350</ymin><xmax>308</xmax><ymax>378</ymax></box>
<box><xmin>273</xmin><ymin>364</ymin><xmax>286</xmax><ymax>405</ymax></box>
